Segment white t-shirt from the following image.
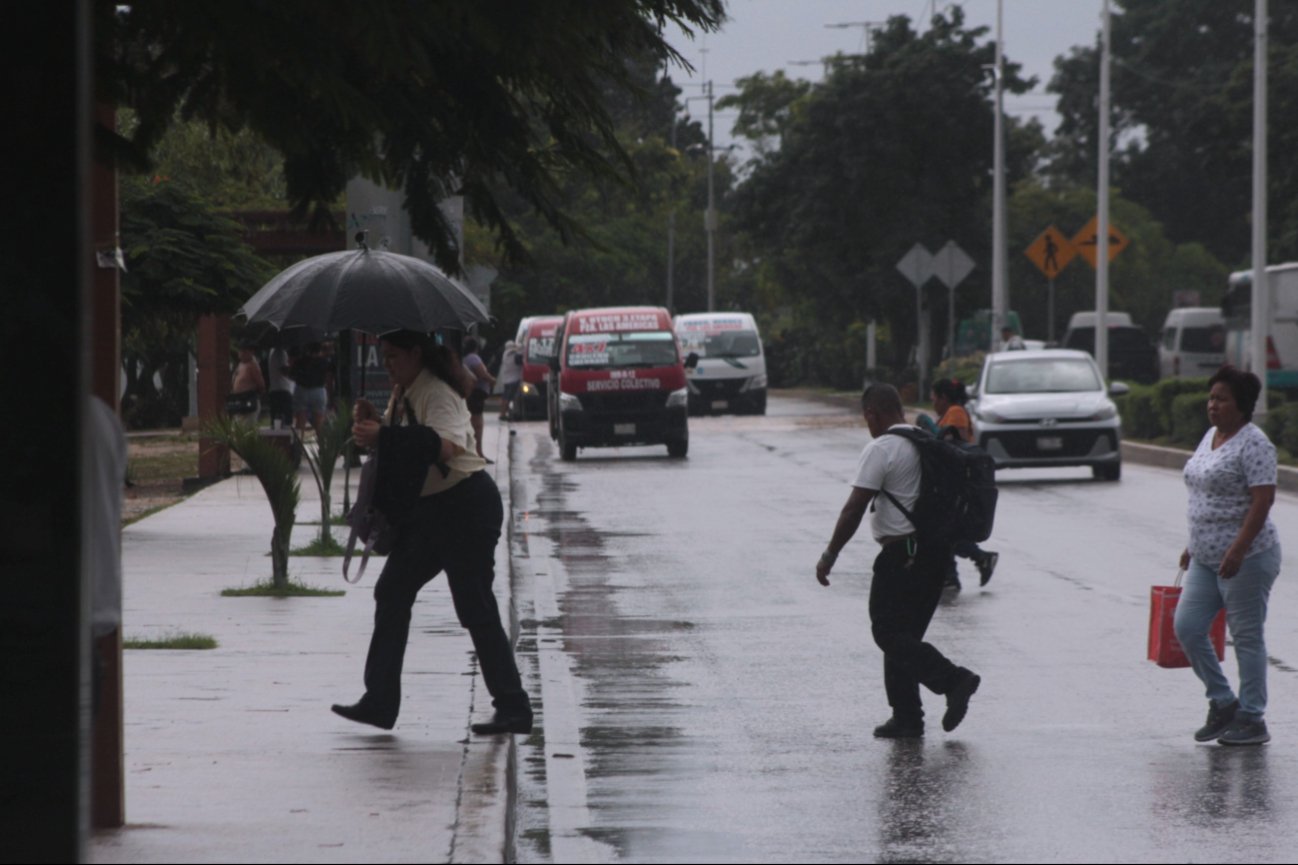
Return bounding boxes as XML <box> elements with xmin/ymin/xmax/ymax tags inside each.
<box><xmin>852</xmin><ymin>424</ymin><xmax>922</xmax><ymax>541</ymax></box>
<box><xmin>1184</xmin><ymin>422</ymin><xmax>1278</xmax><ymax>564</ymax></box>
<box><xmin>387</xmin><ymin>369</ymin><xmax>486</xmax><ymax>495</ymax></box>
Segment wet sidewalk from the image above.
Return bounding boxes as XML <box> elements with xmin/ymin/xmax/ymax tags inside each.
<box><xmin>91</xmin><ymin>418</ymin><xmax>518</xmax><ymax>864</ymax></box>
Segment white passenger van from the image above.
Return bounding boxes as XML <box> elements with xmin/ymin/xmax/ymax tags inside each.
<box><xmin>673</xmin><ymin>312</ymin><xmax>768</xmax><ymax>415</ymax></box>
<box><xmin>1158</xmin><ymin>307</ymin><xmax>1226</xmax><ymax>379</ymax></box>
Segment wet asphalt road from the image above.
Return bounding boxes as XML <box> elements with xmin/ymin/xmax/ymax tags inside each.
<box><xmin>505</xmin><ymin>393</ymin><xmax>1298</xmax><ymax>863</ymax></box>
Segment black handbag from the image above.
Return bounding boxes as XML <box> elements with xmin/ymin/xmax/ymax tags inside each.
<box><xmin>225</xmin><ymin>390</ymin><xmax>259</xmax><ymax>415</ymax></box>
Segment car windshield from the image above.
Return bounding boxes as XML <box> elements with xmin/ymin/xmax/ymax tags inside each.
<box><xmin>566</xmin><ymin>331</ymin><xmax>678</xmax><ymax>369</ymax></box>
<box><xmin>985</xmin><ymin>358</ymin><xmax>1102</xmax><ymax>394</ymax></box>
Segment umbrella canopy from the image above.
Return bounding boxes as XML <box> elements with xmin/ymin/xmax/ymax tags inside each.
<box><xmin>238</xmin><ymin>245</ymin><xmax>490</xmax><ymax>336</ymax></box>
<box><xmin>236</xmin><ymin>321</ymin><xmax>334</xmax><ymax>350</ymax></box>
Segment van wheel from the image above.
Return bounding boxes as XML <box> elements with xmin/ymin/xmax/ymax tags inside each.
<box><xmin>559</xmin><ymin>428</ymin><xmax>577</xmax><ymax>461</ymax></box>
<box><xmin>1093</xmin><ymin>462</ymin><xmax>1121</xmax><ymax>481</ymax></box>
<box><xmin>667</xmin><ymin>438</ymin><xmax>688</xmax><ymax>458</ymax></box>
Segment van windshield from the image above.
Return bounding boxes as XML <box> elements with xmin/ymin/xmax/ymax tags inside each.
<box><xmin>681</xmin><ymin>329</ymin><xmax>762</xmax><ymax>359</ymax></box>
<box><xmin>567</xmin><ymin>332</ymin><xmax>678</xmax><ymax>369</ymax></box>
<box><xmin>526</xmin><ymin>336</ymin><xmax>555</xmax><ymax>363</ymax></box>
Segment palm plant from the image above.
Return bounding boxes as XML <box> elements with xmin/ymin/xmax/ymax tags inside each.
<box><xmin>299</xmin><ymin>400</ymin><xmax>352</xmax><ymax>547</ymax></box>
<box><xmin>203</xmin><ymin>414</ymin><xmax>300</xmax><ymax>589</ymax></box>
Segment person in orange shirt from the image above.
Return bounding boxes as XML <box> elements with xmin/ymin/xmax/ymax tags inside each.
<box><xmin>929</xmin><ymin>378</ymin><xmax>998</xmax><ymax>590</ymax></box>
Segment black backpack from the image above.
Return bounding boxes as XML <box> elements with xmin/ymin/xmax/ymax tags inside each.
<box><xmin>879</xmin><ymin>427</ymin><xmax>998</xmax><ymax>547</ymax></box>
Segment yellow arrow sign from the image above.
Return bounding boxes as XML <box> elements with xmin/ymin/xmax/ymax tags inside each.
<box><xmin>1024</xmin><ymin>225</ymin><xmax>1076</xmax><ymax>278</ymax></box>
<box><xmin>1071</xmin><ymin>215</ymin><xmax>1129</xmax><ymax>268</ymax></box>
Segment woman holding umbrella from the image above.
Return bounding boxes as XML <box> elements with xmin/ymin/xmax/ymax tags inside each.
<box><xmin>332</xmin><ymin>330</ymin><xmax>532</xmax><ymax>735</ymax></box>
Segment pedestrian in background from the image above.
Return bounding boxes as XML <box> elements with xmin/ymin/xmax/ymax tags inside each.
<box><xmin>285</xmin><ymin>342</ymin><xmax>329</xmax><ymax>436</ymax></box>
<box><xmin>815</xmin><ymin>383</ymin><xmax>981</xmax><ymax>739</ymax></box>
<box><xmin>228</xmin><ymin>346</ymin><xmax>266</xmax><ymax>420</ymax></box>
<box><xmin>461</xmin><ymin>336</ymin><xmax>495</xmax><ymax>460</ymax></box>
<box><xmin>498</xmin><ymin>340</ymin><xmax>523</xmax><ymax>421</ymax></box>
<box><xmin>926</xmin><ymin>378</ymin><xmax>998</xmax><ymax>590</ymax></box>
<box><xmin>1175</xmin><ymin>365</ymin><xmax>1280</xmax><ymax>746</ymax></box>
<box><xmin>266</xmin><ymin>346</ymin><xmax>295</xmax><ymax>429</ymax></box>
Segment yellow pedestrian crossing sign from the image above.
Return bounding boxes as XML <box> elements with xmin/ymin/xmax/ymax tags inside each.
<box><xmin>1025</xmin><ymin>226</ymin><xmax>1076</xmax><ymax>278</ymax></box>
<box><xmin>1071</xmin><ymin>215</ymin><xmax>1129</xmax><ymax>268</ymax></box>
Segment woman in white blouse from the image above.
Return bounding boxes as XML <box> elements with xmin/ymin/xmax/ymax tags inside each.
<box><xmin>332</xmin><ymin>332</ymin><xmax>532</xmax><ymax>736</ymax></box>
<box><xmin>1175</xmin><ymin>365</ymin><xmax>1280</xmax><ymax>746</ymax></box>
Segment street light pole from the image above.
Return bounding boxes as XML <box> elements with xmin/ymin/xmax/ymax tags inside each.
<box><xmin>1096</xmin><ymin>0</ymin><xmax>1111</xmax><ymax>381</ymax></box>
<box><xmin>667</xmin><ymin>112</ymin><xmax>677</xmax><ymax>312</ymax></box>
<box><xmin>1251</xmin><ymin>0</ymin><xmax>1269</xmax><ymax>417</ymax></box>
<box><xmin>705</xmin><ymin>79</ymin><xmax>716</xmax><ymax>312</ymax></box>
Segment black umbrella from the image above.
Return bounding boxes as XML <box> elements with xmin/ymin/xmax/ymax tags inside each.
<box><xmin>237</xmin><ymin>236</ymin><xmax>490</xmax><ymax>336</ymax></box>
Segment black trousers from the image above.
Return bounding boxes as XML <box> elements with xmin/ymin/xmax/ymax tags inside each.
<box><xmin>869</xmin><ymin>539</ymin><xmax>963</xmax><ymax>721</ymax></box>
<box><xmin>361</xmin><ymin>471</ymin><xmax>530</xmax><ymax>719</ymax></box>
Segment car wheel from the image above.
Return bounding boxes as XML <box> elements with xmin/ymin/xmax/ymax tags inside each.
<box><xmin>559</xmin><ymin>426</ymin><xmax>577</xmax><ymax>461</ymax></box>
<box><xmin>667</xmin><ymin>438</ymin><xmax>688</xmax><ymax>458</ymax></box>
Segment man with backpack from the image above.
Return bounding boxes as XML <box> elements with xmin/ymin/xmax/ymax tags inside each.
<box><xmin>815</xmin><ymin>383</ymin><xmax>983</xmax><ymax>739</ymax></box>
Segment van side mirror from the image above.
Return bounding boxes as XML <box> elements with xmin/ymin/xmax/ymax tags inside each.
<box><xmin>685</xmin><ymin>352</ymin><xmax>700</xmax><ymax>369</ymax></box>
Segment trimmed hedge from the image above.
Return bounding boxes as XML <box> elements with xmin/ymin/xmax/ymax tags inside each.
<box><xmin>1169</xmin><ymin>392</ymin><xmax>1211</xmax><ymax>446</ymax></box>
<box><xmin>1116</xmin><ymin>379</ymin><xmax>1211</xmax><ymax>442</ymax></box>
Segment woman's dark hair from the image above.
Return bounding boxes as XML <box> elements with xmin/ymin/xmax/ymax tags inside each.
<box><xmin>931</xmin><ymin>378</ymin><xmax>969</xmax><ymax>406</ymax></box>
<box><xmin>382</xmin><ymin>331</ymin><xmax>463</xmax><ymax>390</ymax></box>
<box><xmin>1209</xmin><ymin>364</ymin><xmax>1262</xmax><ymax>421</ymax></box>
<box><xmin>462</xmin><ymin>336</ymin><xmax>479</xmax><ymax>354</ymax></box>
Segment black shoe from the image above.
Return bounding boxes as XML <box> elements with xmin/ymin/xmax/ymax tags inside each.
<box><xmin>977</xmin><ymin>551</ymin><xmax>999</xmax><ymax>587</ymax></box>
<box><xmin>331</xmin><ymin>701</ymin><xmax>396</xmax><ymax>730</ymax></box>
<box><xmin>471</xmin><ymin>712</ymin><xmax>533</xmax><ymax>735</ymax></box>
<box><xmin>942</xmin><ymin>669</ymin><xmax>981</xmax><ymax>732</ymax></box>
<box><xmin>873</xmin><ymin>716</ymin><xmax>924</xmax><ymax>739</ymax></box>
<box><xmin>944</xmin><ymin>573</ymin><xmax>962</xmax><ymax>591</ymax></box>
<box><xmin>1194</xmin><ymin>699</ymin><xmax>1239</xmax><ymax>742</ymax></box>
<box><xmin>1217</xmin><ymin>717</ymin><xmax>1271</xmax><ymax>746</ymax></box>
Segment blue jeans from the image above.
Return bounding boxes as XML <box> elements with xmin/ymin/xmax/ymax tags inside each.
<box><xmin>1173</xmin><ymin>543</ymin><xmax>1281</xmax><ymax>720</ymax></box>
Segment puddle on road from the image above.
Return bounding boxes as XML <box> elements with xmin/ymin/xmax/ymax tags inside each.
<box><xmin>512</xmin><ymin>434</ymin><xmax>697</xmax><ymax>863</ymax></box>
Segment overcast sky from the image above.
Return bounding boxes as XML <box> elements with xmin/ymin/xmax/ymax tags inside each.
<box><xmin>665</xmin><ymin>0</ymin><xmax>1106</xmax><ymax>147</ymax></box>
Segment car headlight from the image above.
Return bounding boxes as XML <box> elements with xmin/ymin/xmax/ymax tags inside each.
<box><xmin>1084</xmin><ymin>403</ymin><xmax>1118</xmax><ymax>421</ymax></box>
<box><xmin>740</xmin><ymin>373</ymin><xmax>768</xmax><ymax>392</ymax></box>
<box><xmin>976</xmin><ymin>407</ymin><xmax>1009</xmax><ymax>424</ymax></box>
<box><xmin>666</xmin><ymin>387</ymin><xmax>689</xmax><ymax>408</ymax></box>
<box><xmin>520</xmin><ymin>382</ymin><xmax>534</xmax><ymax>395</ymax></box>
<box><xmin>558</xmin><ymin>392</ymin><xmax>582</xmax><ymax>411</ymax></box>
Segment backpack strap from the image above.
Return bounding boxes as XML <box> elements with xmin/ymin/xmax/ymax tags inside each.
<box><xmin>876</xmin><ymin>427</ymin><xmax>925</xmax><ymax>529</ymax></box>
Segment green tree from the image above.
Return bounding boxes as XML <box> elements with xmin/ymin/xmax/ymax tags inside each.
<box><xmin>467</xmin><ymin>61</ymin><xmax>727</xmax><ymax>343</ymax></box>
<box><xmin>119</xmin><ymin>177</ymin><xmax>274</xmax><ymax>428</ymax></box>
<box><xmin>1046</xmin><ymin>1</ymin><xmax>1298</xmax><ymax>264</ymax></box>
<box><xmin>726</xmin><ymin>10</ymin><xmax>1039</xmax><ymax>382</ymax></box>
<box><xmin>97</xmin><ymin>0</ymin><xmax>725</xmax><ymax>272</ymax></box>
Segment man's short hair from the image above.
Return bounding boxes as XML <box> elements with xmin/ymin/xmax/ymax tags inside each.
<box><xmin>861</xmin><ymin>382</ymin><xmax>903</xmax><ymax>415</ymax></box>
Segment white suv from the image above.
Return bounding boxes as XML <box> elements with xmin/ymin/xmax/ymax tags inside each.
<box><xmin>971</xmin><ymin>349</ymin><xmax>1128</xmax><ymax>481</ymax></box>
